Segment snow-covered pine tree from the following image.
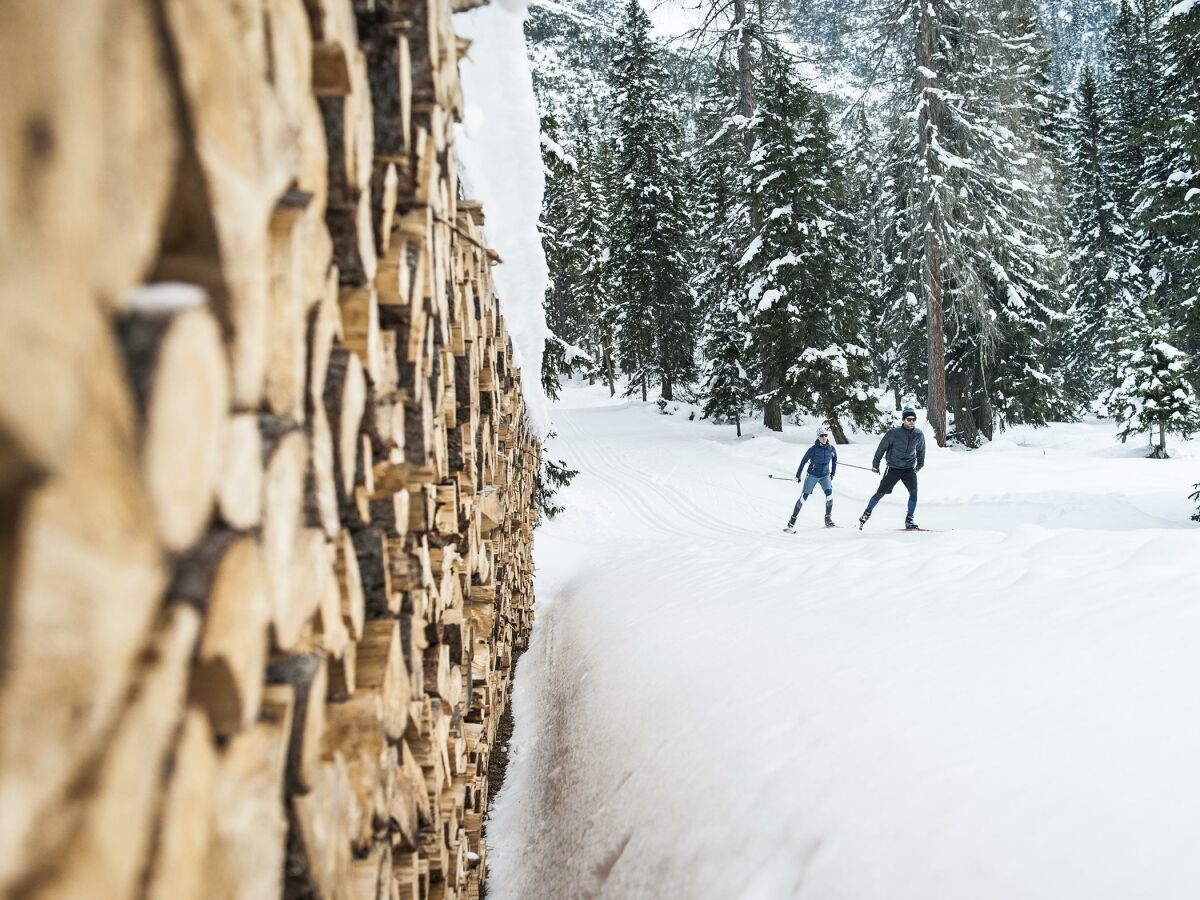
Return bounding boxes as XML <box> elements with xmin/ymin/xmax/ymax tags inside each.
<box><xmin>874</xmin><ymin>0</ymin><xmax>975</xmax><ymax>446</ymax></box>
<box><xmin>1060</xmin><ymin>66</ymin><xmax>1142</xmax><ymax>410</ymax></box>
<box><xmin>970</xmin><ymin>0</ymin><xmax>1068</xmax><ymax>430</ymax></box>
<box><xmin>566</xmin><ymin>114</ymin><xmax>617</xmax><ymax>393</ymax></box>
<box><xmin>693</xmin><ymin>56</ymin><xmax>755</xmax><ymax>433</ymax></box>
<box><xmin>1135</xmin><ymin>0</ymin><xmax>1200</xmax><ymax>354</ymax></box>
<box><xmin>744</xmin><ymin>45</ymin><xmax>878</xmax><ymax>440</ymax></box>
<box><xmin>608</xmin><ymin>0</ymin><xmax>697</xmax><ymax>402</ymax></box>
<box><xmin>1039</xmin><ymin>0</ymin><xmax>1119</xmax><ymax>90</ymax></box>
<box><xmin>874</xmin><ymin>106</ymin><xmax>928</xmax><ymax>412</ymax></box>
<box><xmin>1106</xmin><ymin>309</ymin><xmax>1200</xmax><ymax>457</ymax></box>
<box><xmin>842</xmin><ymin>107</ymin><xmax>895</xmax><ymax>407</ymax></box>
<box><xmin>1104</xmin><ymin>0</ymin><xmax>1161</xmax><ymax>214</ymax></box>
<box><xmin>538</xmin><ymin>107</ymin><xmax>582</xmax><ymax>401</ymax></box>
<box><xmin>876</xmin><ymin>0</ymin><xmax>1066</xmax><ymax>445</ymax></box>
<box><xmin>540</xmin><ymin>107</ymin><xmax>576</xmax><ymax>400</ymax></box>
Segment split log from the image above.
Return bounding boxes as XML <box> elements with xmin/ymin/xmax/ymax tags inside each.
<box><xmin>349</xmin><ymin>840</ymin><xmax>393</xmax><ymax>900</ymax></box>
<box><xmin>353</xmin><ymin>526</ymin><xmax>394</xmax><ymax>617</ymax></box>
<box><xmin>282</xmin><ymin>527</ymin><xmax>338</xmax><ymax>651</ymax></box>
<box><xmin>217</xmin><ymin>413</ymin><xmax>264</xmax><ymax>529</ymax></box>
<box><xmin>145</xmin><ymin>711</ymin><xmax>219</xmax><ymax>900</ymax></box>
<box><xmin>0</xmin><ymin>332</ymin><xmax>166</xmax><ymax>892</ymax></box>
<box><xmin>207</xmin><ymin>686</ymin><xmax>294</xmax><ymax>900</ymax></box>
<box><xmin>358</xmin><ymin>619</ymin><xmax>411</xmax><ymax>740</ymax></box>
<box><xmin>336</xmin><ymin>527</ymin><xmax>367</xmax><ymax>641</ymax></box>
<box><xmin>260</xmin><ymin>419</ymin><xmax>307</xmax><ymax>651</ymax></box>
<box><xmin>324</xmin><ymin>347</ymin><xmax>367</xmax><ymax>511</ymax></box>
<box><xmin>341</xmin><ymin>286</ymin><xmax>383</xmax><ymax>387</ymax></box>
<box><xmin>117</xmin><ymin>297</ymin><xmax>229</xmax><ymax>552</ymax></box>
<box><xmin>305</xmin><ymin>293</ymin><xmax>342</xmax><ymax>537</ymax></box>
<box><xmin>287</xmin><ymin>755</ymin><xmax>353</xmax><ymax>899</ymax></box>
<box><xmin>267</xmin><ymin>653</ymin><xmax>328</xmax><ymax>795</ymax></box>
<box><xmin>371</xmin><ymin>488</ymin><xmax>411</xmax><ymax>538</ymax></box>
<box><xmin>264</xmin><ymin>195</ymin><xmax>311</xmax><ymax>421</ymax></box>
<box><xmin>313</xmin><ymin>40</ymin><xmax>353</xmax><ymax>96</ymax></box>
<box><xmin>371</xmin><ymin>161</ymin><xmax>401</xmax><ymax>257</ymax></box>
<box><xmin>328</xmin><ymin>634</ymin><xmax>358</xmax><ymax>701</ymax></box>
<box><xmin>0</xmin><ymin>0</ymin><xmax>177</xmax><ymax>485</ymax></box>
<box><xmin>25</xmin><ymin>605</ymin><xmax>201</xmax><ymax>899</ymax></box>
<box><xmin>392</xmin><ymin>739</ymin><xmax>426</xmax><ymax>850</ymax></box>
<box><xmin>158</xmin><ymin>0</ymin><xmax>293</xmax><ymax>408</ymax></box>
<box><xmin>174</xmin><ymin>529</ymin><xmax>269</xmax><ymax>736</ymax></box>
<box><xmin>323</xmin><ymin>692</ymin><xmax>388</xmax><ymax>854</ymax></box>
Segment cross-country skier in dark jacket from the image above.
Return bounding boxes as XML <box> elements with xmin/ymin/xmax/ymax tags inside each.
<box><xmin>859</xmin><ymin>407</ymin><xmax>926</xmax><ymax>530</ymax></box>
<box><xmin>784</xmin><ymin>427</ymin><xmax>838</xmax><ymax>531</ymax></box>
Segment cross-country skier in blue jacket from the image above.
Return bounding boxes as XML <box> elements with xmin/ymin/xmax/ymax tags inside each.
<box><xmin>859</xmin><ymin>407</ymin><xmax>926</xmax><ymax>530</ymax></box>
<box><xmin>784</xmin><ymin>426</ymin><xmax>838</xmax><ymax>531</ymax></box>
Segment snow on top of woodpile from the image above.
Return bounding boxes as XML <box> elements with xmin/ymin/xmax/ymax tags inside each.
<box><xmin>127</xmin><ymin>282</ymin><xmax>207</xmax><ymax>312</ymax></box>
<box><xmin>454</xmin><ymin>0</ymin><xmax>553</xmax><ymax>439</ymax></box>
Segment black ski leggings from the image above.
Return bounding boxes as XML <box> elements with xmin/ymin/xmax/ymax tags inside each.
<box><xmin>866</xmin><ymin>467</ymin><xmax>917</xmax><ymax>512</ymax></box>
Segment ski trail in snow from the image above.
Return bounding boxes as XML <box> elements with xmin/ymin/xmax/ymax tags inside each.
<box><xmin>555</xmin><ymin>405</ymin><xmax>769</xmax><ymax>542</ymax></box>
<box><xmin>489</xmin><ymin>381</ymin><xmax>1200</xmax><ymax>900</ymax></box>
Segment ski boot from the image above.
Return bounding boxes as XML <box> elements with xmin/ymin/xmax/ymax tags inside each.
<box><xmin>857</xmin><ymin>510</ymin><xmax>870</xmax><ymax>530</ymax></box>
<box><xmin>904</xmin><ymin>517</ymin><xmax>920</xmax><ymax>531</ymax></box>
<box><xmin>825</xmin><ymin>515</ymin><xmax>836</xmax><ymax>528</ymax></box>
<box><xmin>783</xmin><ymin>516</ymin><xmax>797</xmax><ymax>534</ymax></box>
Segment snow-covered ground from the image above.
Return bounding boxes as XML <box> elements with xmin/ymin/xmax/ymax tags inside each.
<box><xmin>486</xmin><ymin>377</ymin><xmax>1200</xmax><ymax>900</ymax></box>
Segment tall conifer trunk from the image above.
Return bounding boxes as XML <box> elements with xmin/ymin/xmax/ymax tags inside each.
<box><xmin>917</xmin><ymin>1</ymin><xmax>948</xmax><ymax>446</ymax></box>
<box><xmin>733</xmin><ymin>0</ymin><xmax>781</xmax><ymax>431</ymax></box>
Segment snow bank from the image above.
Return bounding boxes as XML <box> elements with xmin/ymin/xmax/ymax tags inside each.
<box><xmin>487</xmin><ymin>378</ymin><xmax>1200</xmax><ymax>900</ymax></box>
<box><xmin>454</xmin><ymin>0</ymin><xmax>552</xmax><ymax>437</ymax></box>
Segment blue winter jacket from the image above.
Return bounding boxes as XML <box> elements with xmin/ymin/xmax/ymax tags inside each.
<box><xmin>872</xmin><ymin>425</ymin><xmax>926</xmax><ymax>471</ymax></box>
<box><xmin>797</xmin><ymin>441</ymin><xmax>838</xmax><ymax>479</ymax></box>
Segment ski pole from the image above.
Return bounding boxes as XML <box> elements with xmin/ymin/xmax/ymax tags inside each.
<box><xmin>768</xmin><ymin>474</ymin><xmax>799</xmax><ymax>481</ymax></box>
<box><xmin>837</xmin><ymin>462</ymin><xmax>878</xmax><ymax>472</ymax></box>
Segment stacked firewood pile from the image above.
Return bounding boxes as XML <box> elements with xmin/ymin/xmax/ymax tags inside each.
<box><xmin>0</xmin><ymin>1</ymin><xmax>538</xmax><ymax>898</ymax></box>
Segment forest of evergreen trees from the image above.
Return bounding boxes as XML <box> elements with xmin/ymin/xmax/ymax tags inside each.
<box><xmin>530</xmin><ymin>0</ymin><xmax>1200</xmax><ymax>512</ymax></box>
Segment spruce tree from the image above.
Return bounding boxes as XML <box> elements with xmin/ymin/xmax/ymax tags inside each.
<box><xmin>1106</xmin><ymin>310</ymin><xmax>1199</xmax><ymax>457</ymax></box>
<box><xmin>608</xmin><ymin>0</ymin><xmax>697</xmax><ymax>401</ymax></box>
<box><xmin>1061</xmin><ymin>67</ymin><xmax>1141</xmax><ymax>411</ymax></box>
<box><xmin>843</xmin><ymin>107</ymin><xmax>893</xmax><ymax>406</ymax></box>
<box><xmin>976</xmin><ymin>0</ymin><xmax>1068</xmax><ymax>430</ymax></box>
<box><xmin>744</xmin><ymin>46</ymin><xmax>878</xmax><ymax>440</ymax></box>
<box><xmin>877</xmin><ymin>0</ymin><xmax>1067</xmax><ymax>444</ymax></box>
<box><xmin>1136</xmin><ymin>0</ymin><xmax>1200</xmax><ymax>353</ymax></box>
<box><xmin>694</xmin><ymin>57</ymin><xmax>756</xmax><ymax>433</ymax></box>
<box><xmin>875</xmin><ymin>108</ymin><xmax>928</xmax><ymax>411</ymax></box>
<box><xmin>874</xmin><ymin>0</ymin><xmax>968</xmax><ymax>445</ymax></box>
<box><xmin>566</xmin><ymin>114</ymin><xmax>617</xmax><ymax>393</ymax></box>
<box><xmin>1105</xmin><ymin>0</ymin><xmax>1161</xmax><ymax>215</ymax></box>
<box><xmin>538</xmin><ymin>108</ymin><xmax>579</xmax><ymax>401</ymax></box>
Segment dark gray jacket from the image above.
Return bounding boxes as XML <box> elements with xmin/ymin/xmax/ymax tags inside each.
<box><xmin>873</xmin><ymin>425</ymin><xmax>926</xmax><ymax>471</ymax></box>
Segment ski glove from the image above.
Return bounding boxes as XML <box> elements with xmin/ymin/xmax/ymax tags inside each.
<box><xmin>916</xmin><ymin>465</ymin><xmax>923</xmax><ymax>472</ymax></box>
<box><xmin>872</xmin><ymin>465</ymin><xmax>880</xmax><ymax>473</ymax></box>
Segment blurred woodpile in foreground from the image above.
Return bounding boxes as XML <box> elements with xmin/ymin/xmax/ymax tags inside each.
<box><xmin>0</xmin><ymin>0</ymin><xmax>538</xmax><ymax>897</ymax></box>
